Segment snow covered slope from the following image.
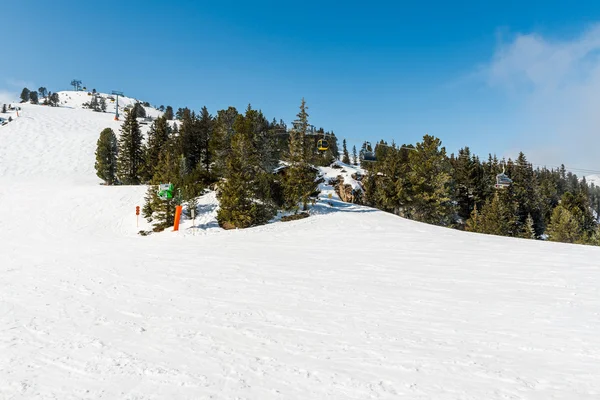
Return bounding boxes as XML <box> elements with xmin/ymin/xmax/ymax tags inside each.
<box><xmin>585</xmin><ymin>174</ymin><xmax>600</xmax><ymax>188</ymax></box>
<box><xmin>1</xmin><ymin>99</ymin><xmax>600</xmax><ymax>399</ymax></box>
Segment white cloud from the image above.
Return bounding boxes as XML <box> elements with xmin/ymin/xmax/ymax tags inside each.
<box><xmin>484</xmin><ymin>25</ymin><xmax>600</xmax><ymax>172</ymax></box>
<box><xmin>0</xmin><ymin>90</ymin><xmax>17</xmax><ymax>104</ymax></box>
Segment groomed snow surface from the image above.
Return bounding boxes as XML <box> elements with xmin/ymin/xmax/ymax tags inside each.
<box><xmin>1</xmin><ymin>95</ymin><xmax>600</xmax><ymax>399</ymax></box>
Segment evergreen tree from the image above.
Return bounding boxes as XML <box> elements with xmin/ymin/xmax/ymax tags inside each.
<box><xmin>210</xmin><ymin>106</ymin><xmax>239</xmax><ymax>177</ymax></box>
<box><xmin>48</xmin><ymin>93</ymin><xmax>60</xmax><ymax>107</ymax></box>
<box><xmin>38</xmin><ymin>87</ymin><xmax>48</xmax><ymax>98</ymax></box>
<box><xmin>159</xmin><ymin>105</ymin><xmax>165</xmax><ymax>112</ymax></box>
<box><xmin>510</xmin><ymin>152</ymin><xmax>543</xmax><ymax>235</ymax></box>
<box><xmin>372</xmin><ymin>143</ymin><xmax>410</xmax><ymax>215</ymax></box>
<box><xmin>94</xmin><ymin>128</ymin><xmax>118</xmax><ymax>185</ymax></box>
<box><xmin>283</xmin><ymin>98</ymin><xmax>318</xmax><ymax>211</ymax></box>
<box><xmin>198</xmin><ymin>106</ymin><xmax>214</xmax><ymax>173</ymax></box>
<box><xmin>132</xmin><ymin>102</ymin><xmax>146</xmax><ymax>118</ymax></box>
<box><xmin>547</xmin><ymin>204</ymin><xmax>583</xmax><ymax>243</ymax></box>
<box><xmin>164</xmin><ymin>105</ymin><xmax>174</xmax><ymax>120</ymax></box>
<box><xmin>176</xmin><ymin>107</ymin><xmax>187</xmax><ymax>120</ymax></box>
<box><xmin>465</xmin><ymin>204</ymin><xmax>481</xmax><ymax>232</ymax></box>
<box><xmin>89</xmin><ymin>94</ymin><xmax>100</xmax><ymax>111</ymax></box>
<box><xmin>451</xmin><ymin>147</ymin><xmax>480</xmax><ymax>226</ymax></box>
<box><xmin>342</xmin><ymin>139</ymin><xmax>350</xmax><ymax>164</ymax></box>
<box><xmin>216</xmin><ymin>107</ymin><xmax>277</xmax><ymax>228</ymax></box>
<box><xmin>466</xmin><ymin>191</ymin><xmax>518</xmax><ymax>236</ymax></box>
<box><xmin>142</xmin><ymin>116</ymin><xmax>171</xmax><ymax>181</ymax></box>
<box><xmin>20</xmin><ymin>88</ymin><xmax>30</xmax><ymax>103</ymax></box>
<box><xmin>520</xmin><ymin>213</ymin><xmax>537</xmax><ymax>239</ymax></box>
<box><xmin>116</xmin><ymin>110</ymin><xmax>144</xmax><ymax>184</ymax></box>
<box><xmin>404</xmin><ymin>135</ymin><xmax>453</xmax><ymax>225</ymax></box>
<box><xmin>1</xmin><ymin>104</ymin><xmax>6</xmax><ymax>113</ymax></box>
<box><xmin>29</xmin><ymin>91</ymin><xmax>39</xmax><ymax>104</ymax></box>
<box><xmin>100</xmin><ymin>97</ymin><xmax>107</xmax><ymax>112</ymax></box>
<box><xmin>352</xmin><ymin>145</ymin><xmax>357</xmax><ymax>165</ymax></box>
<box><xmin>143</xmin><ymin>151</ymin><xmax>181</xmax><ymax>231</ymax></box>
<box><xmin>179</xmin><ymin>108</ymin><xmax>202</xmax><ymax>172</ymax></box>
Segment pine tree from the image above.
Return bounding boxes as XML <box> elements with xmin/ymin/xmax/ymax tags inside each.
<box><xmin>451</xmin><ymin>147</ymin><xmax>480</xmax><ymax>226</ymax></box>
<box><xmin>465</xmin><ymin>204</ymin><xmax>482</xmax><ymax>232</ymax></box>
<box><xmin>216</xmin><ymin>108</ymin><xmax>277</xmax><ymax>228</ymax></box>
<box><xmin>38</xmin><ymin>87</ymin><xmax>48</xmax><ymax>98</ymax></box>
<box><xmin>100</xmin><ymin>97</ymin><xmax>107</xmax><ymax>112</ymax></box>
<box><xmin>547</xmin><ymin>204</ymin><xmax>583</xmax><ymax>243</ymax></box>
<box><xmin>142</xmin><ymin>116</ymin><xmax>171</xmax><ymax>181</ymax></box>
<box><xmin>1</xmin><ymin>104</ymin><xmax>6</xmax><ymax>113</ymax></box>
<box><xmin>179</xmin><ymin>108</ymin><xmax>202</xmax><ymax>172</ymax></box>
<box><xmin>404</xmin><ymin>135</ymin><xmax>454</xmax><ymax>225</ymax></box>
<box><xmin>198</xmin><ymin>106</ymin><xmax>214</xmax><ymax>173</ymax></box>
<box><xmin>283</xmin><ymin>98</ymin><xmax>318</xmax><ymax>211</ymax></box>
<box><xmin>143</xmin><ymin>151</ymin><xmax>181</xmax><ymax>231</ymax></box>
<box><xmin>467</xmin><ymin>192</ymin><xmax>517</xmax><ymax>236</ymax></box>
<box><xmin>510</xmin><ymin>152</ymin><xmax>543</xmax><ymax>236</ymax></box>
<box><xmin>29</xmin><ymin>91</ymin><xmax>39</xmax><ymax>104</ymax></box>
<box><xmin>210</xmin><ymin>106</ymin><xmax>239</xmax><ymax>177</ymax></box>
<box><xmin>520</xmin><ymin>213</ymin><xmax>537</xmax><ymax>239</ymax></box>
<box><xmin>132</xmin><ymin>102</ymin><xmax>146</xmax><ymax>118</ymax></box>
<box><xmin>352</xmin><ymin>145</ymin><xmax>358</xmax><ymax>165</ymax></box>
<box><xmin>48</xmin><ymin>93</ymin><xmax>60</xmax><ymax>107</ymax></box>
<box><xmin>89</xmin><ymin>95</ymin><xmax>99</xmax><ymax>111</ymax></box>
<box><xmin>116</xmin><ymin>110</ymin><xmax>144</xmax><ymax>184</ymax></box>
<box><xmin>342</xmin><ymin>139</ymin><xmax>350</xmax><ymax>164</ymax></box>
<box><xmin>20</xmin><ymin>88</ymin><xmax>30</xmax><ymax>103</ymax></box>
<box><xmin>164</xmin><ymin>105</ymin><xmax>174</xmax><ymax>120</ymax></box>
<box><xmin>94</xmin><ymin>128</ymin><xmax>118</xmax><ymax>185</ymax></box>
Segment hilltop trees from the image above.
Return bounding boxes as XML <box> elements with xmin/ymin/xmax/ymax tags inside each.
<box><xmin>48</xmin><ymin>93</ymin><xmax>60</xmax><ymax>107</ymax></box>
<box><xmin>132</xmin><ymin>102</ymin><xmax>146</xmax><ymax>118</ymax></box>
<box><xmin>38</xmin><ymin>87</ymin><xmax>48</xmax><ymax>98</ymax></box>
<box><xmin>116</xmin><ymin>110</ymin><xmax>144</xmax><ymax>184</ymax></box>
<box><xmin>29</xmin><ymin>91</ymin><xmax>39</xmax><ymax>104</ymax></box>
<box><xmin>164</xmin><ymin>105</ymin><xmax>174</xmax><ymax>120</ymax></box>
<box><xmin>89</xmin><ymin>95</ymin><xmax>100</xmax><ymax>111</ymax></box>
<box><xmin>95</xmin><ymin>128</ymin><xmax>118</xmax><ymax>185</ymax></box>
<box><xmin>20</xmin><ymin>88</ymin><xmax>30</xmax><ymax>103</ymax></box>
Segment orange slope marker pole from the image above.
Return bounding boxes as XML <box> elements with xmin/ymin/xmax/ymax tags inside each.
<box><xmin>173</xmin><ymin>205</ymin><xmax>183</xmax><ymax>231</ymax></box>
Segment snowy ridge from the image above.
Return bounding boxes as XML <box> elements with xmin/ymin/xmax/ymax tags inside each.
<box><xmin>1</xmin><ymin>96</ymin><xmax>600</xmax><ymax>399</ymax></box>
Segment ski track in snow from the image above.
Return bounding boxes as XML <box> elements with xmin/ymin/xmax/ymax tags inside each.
<box><xmin>1</xmin><ymin>97</ymin><xmax>600</xmax><ymax>399</ymax></box>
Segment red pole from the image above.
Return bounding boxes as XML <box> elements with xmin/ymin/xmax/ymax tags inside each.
<box><xmin>173</xmin><ymin>205</ymin><xmax>183</xmax><ymax>231</ymax></box>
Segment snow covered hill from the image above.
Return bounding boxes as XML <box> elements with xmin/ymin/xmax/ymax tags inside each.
<box><xmin>1</xmin><ymin>96</ymin><xmax>600</xmax><ymax>399</ymax></box>
<box><xmin>585</xmin><ymin>174</ymin><xmax>600</xmax><ymax>188</ymax></box>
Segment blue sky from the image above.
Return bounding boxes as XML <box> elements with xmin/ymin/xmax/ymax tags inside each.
<box><xmin>2</xmin><ymin>0</ymin><xmax>600</xmax><ymax>170</ymax></box>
